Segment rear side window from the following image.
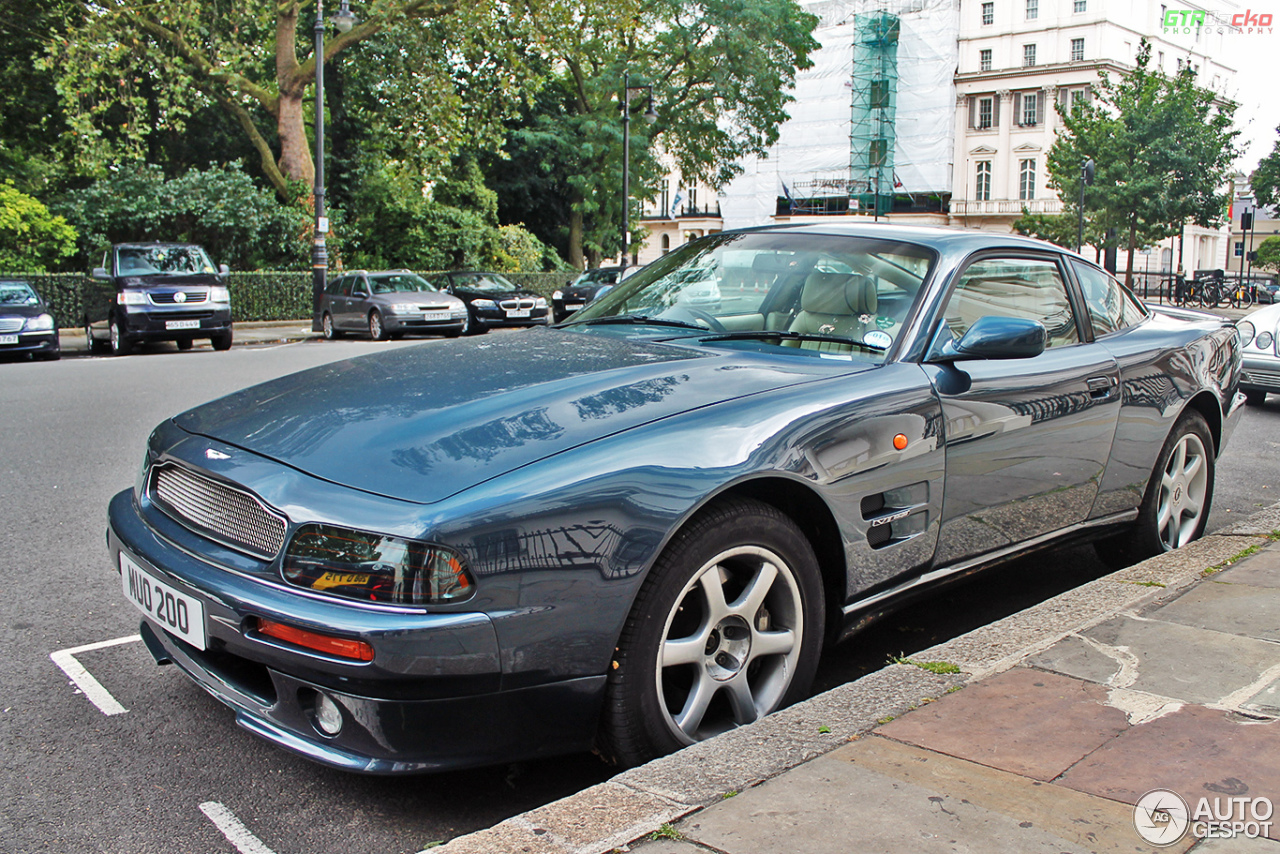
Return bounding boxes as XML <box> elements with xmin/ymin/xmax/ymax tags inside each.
<box><xmin>325</xmin><ymin>276</ymin><xmax>346</xmax><ymax>296</ymax></box>
<box><xmin>1072</xmin><ymin>260</ymin><xmax>1147</xmax><ymax>336</ymax></box>
<box><xmin>944</xmin><ymin>257</ymin><xmax>1080</xmax><ymax>348</ymax></box>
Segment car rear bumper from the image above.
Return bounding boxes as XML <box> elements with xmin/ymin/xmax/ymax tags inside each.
<box><xmin>107</xmin><ymin>488</ymin><xmax>603</xmax><ymax>773</ymax></box>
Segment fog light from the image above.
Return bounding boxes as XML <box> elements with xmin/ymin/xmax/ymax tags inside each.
<box><xmin>314</xmin><ymin>692</ymin><xmax>343</xmax><ymax>736</ymax></box>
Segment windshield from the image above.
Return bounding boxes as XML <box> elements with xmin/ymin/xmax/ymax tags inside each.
<box><xmin>0</xmin><ymin>282</ymin><xmax>39</xmax><ymax>306</ymax></box>
<box><xmin>116</xmin><ymin>245</ymin><xmax>216</xmax><ymax>275</ymax></box>
<box><xmin>371</xmin><ymin>273</ymin><xmax>437</xmax><ymax>294</ymax></box>
<box><xmin>568</xmin><ymin>232</ymin><xmax>935</xmax><ymax>360</ymax></box>
<box><xmin>452</xmin><ymin>272</ymin><xmax>517</xmax><ymax>294</ymax></box>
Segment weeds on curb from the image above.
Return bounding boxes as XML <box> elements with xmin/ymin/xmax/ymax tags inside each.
<box><xmin>889</xmin><ymin>654</ymin><xmax>961</xmax><ymax>675</ymax></box>
<box><xmin>649</xmin><ymin>824</ymin><xmax>683</xmax><ymax>841</ymax></box>
<box><xmin>1122</xmin><ymin>579</ymin><xmax>1166</xmax><ymax>588</ymax></box>
<box><xmin>1203</xmin><ymin>542</ymin><xmax>1266</xmax><ymax>577</ymax></box>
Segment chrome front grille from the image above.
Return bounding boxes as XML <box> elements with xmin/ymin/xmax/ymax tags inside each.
<box><xmin>150</xmin><ymin>464</ymin><xmax>287</xmax><ymax>559</ymax></box>
<box><xmin>499</xmin><ymin>298</ymin><xmax>537</xmax><ymax>311</ymax></box>
<box><xmin>148</xmin><ymin>290</ymin><xmax>209</xmax><ymax>305</ymax></box>
<box><xmin>0</xmin><ymin>318</ymin><xmax>24</xmax><ymax>333</ymax></box>
<box><xmin>1244</xmin><ymin>367</ymin><xmax>1280</xmax><ymax>386</ymax></box>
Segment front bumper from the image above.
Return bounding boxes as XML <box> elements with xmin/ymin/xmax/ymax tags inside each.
<box><xmin>383</xmin><ymin>315</ymin><xmax>466</xmax><ymax>335</ymax></box>
<box><xmin>473</xmin><ymin>307</ymin><xmax>550</xmax><ymax>328</ymax></box>
<box><xmin>0</xmin><ymin>330</ymin><xmax>58</xmax><ymax>356</ymax></box>
<box><xmin>1240</xmin><ymin>355</ymin><xmax>1280</xmax><ymax>393</ymax></box>
<box><xmin>108</xmin><ymin>489</ymin><xmax>603</xmax><ymax>773</ymax></box>
<box><xmin>121</xmin><ymin>306</ymin><xmax>232</xmax><ymax>340</ymax></box>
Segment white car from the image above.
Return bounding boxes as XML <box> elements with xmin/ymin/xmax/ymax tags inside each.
<box><xmin>1236</xmin><ymin>303</ymin><xmax>1280</xmax><ymax>405</ymax></box>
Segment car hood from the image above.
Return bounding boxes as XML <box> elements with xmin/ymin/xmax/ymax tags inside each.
<box><xmin>173</xmin><ymin>329</ymin><xmax>860</xmax><ymax>504</ymax></box>
<box><xmin>0</xmin><ymin>302</ymin><xmax>47</xmax><ymax>318</ymax></box>
<box><xmin>380</xmin><ymin>292</ymin><xmax>462</xmax><ymax>307</ymax></box>
<box><xmin>122</xmin><ymin>273</ymin><xmax>223</xmax><ymax>287</ymax></box>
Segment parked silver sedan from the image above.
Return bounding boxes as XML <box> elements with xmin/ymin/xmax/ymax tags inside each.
<box><xmin>319</xmin><ymin>270</ymin><xmax>468</xmax><ymax>340</ymax></box>
<box><xmin>1237</xmin><ymin>303</ymin><xmax>1280</xmax><ymax>404</ymax></box>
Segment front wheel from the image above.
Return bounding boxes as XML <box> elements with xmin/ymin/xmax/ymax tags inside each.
<box><xmin>369</xmin><ymin>310</ymin><xmax>389</xmax><ymax>341</ymax></box>
<box><xmin>1095</xmin><ymin>410</ymin><xmax>1214</xmax><ymax>567</ymax></box>
<box><xmin>211</xmin><ymin>331</ymin><xmax>233</xmax><ymax>351</ymax></box>
<box><xmin>1246</xmin><ymin>390</ymin><xmax>1268</xmax><ymax>407</ymax></box>
<box><xmin>109</xmin><ymin>319</ymin><xmax>132</xmax><ymax>356</ymax></box>
<box><xmin>596</xmin><ymin>497</ymin><xmax>824</xmax><ymax>767</ymax></box>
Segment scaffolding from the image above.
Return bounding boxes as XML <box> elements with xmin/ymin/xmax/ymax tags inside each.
<box><xmin>849</xmin><ymin>11</ymin><xmax>900</xmax><ymax>217</ymax></box>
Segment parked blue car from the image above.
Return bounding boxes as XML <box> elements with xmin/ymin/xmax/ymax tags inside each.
<box><xmin>109</xmin><ymin>224</ymin><xmax>1244</xmax><ymax>774</ymax></box>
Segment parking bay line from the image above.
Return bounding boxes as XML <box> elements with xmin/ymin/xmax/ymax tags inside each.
<box><xmin>199</xmin><ymin>802</ymin><xmax>278</xmax><ymax>854</ymax></box>
<box><xmin>49</xmin><ymin>634</ymin><xmax>141</xmax><ymax>716</ymax></box>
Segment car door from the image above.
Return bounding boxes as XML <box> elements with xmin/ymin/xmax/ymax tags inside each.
<box><xmin>341</xmin><ymin>276</ymin><xmax>366</xmax><ymax>330</ymax></box>
<box><xmin>920</xmin><ymin>253</ymin><xmax>1121</xmax><ymax>567</ymax></box>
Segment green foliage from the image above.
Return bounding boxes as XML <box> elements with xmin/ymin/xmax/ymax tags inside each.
<box><xmin>1250</xmin><ymin>128</ymin><xmax>1280</xmax><ymax>209</ymax></box>
<box><xmin>1255</xmin><ymin>236</ymin><xmax>1280</xmax><ymax>274</ymax></box>
<box><xmin>1047</xmin><ymin>39</ymin><xmax>1239</xmax><ymax>283</ymax></box>
<box><xmin>0</xmin><ymin>183</ymin><xmax>78</xmax><ymax>273</ymax></box>
<box><xmin>55</xmin><ymin>163</ymin><xmax>310</xmax><ymax>270</ymax></box>
<box><xmin>1012</xmin><ymin>209</ymin><xmax>1087</xmax><ymax>250</ymax></box>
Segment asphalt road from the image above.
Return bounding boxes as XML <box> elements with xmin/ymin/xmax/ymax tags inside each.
<box><xmin>0</xmin><ymin>335</ymin><xmax>1275</xmax><ymax>853</ymax></box>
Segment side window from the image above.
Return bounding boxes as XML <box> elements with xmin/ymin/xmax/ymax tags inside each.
<box><xmin>943</xmin><ymin>257</ymin><xmax>1080</xmax><ymax>348</ymax></box>
<box><xmin>1072</xmin><ymin>261</ymin><xmax>1147</xmax><ymax>336</ymax></box>
<box><xmin>325</xmin><ymin>276</ymin><xmax>345</xmax><ymax>296</ymax></box>
<box><xmin>351</xmin><ymin>276</ymin><xmax>368</xmax><ymax>297</ymax></box>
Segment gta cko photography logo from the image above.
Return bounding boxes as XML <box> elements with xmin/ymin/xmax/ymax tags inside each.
<box><xmin>1135</xmin><ymin>788</ymin><xmax>1275</xmax><ymax>845</ymax></box>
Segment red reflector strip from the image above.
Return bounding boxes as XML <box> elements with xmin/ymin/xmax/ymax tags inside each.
<box><xmin>257</xmin><ymin>618</ymin><xmax>374</xmax><ymax>662</ymax></box>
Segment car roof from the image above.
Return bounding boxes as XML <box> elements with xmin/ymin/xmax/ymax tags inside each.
<box><xmin>726</xmin><ymin>221</ymin><xmax>1081</xmax><ymax>257</ymax></box>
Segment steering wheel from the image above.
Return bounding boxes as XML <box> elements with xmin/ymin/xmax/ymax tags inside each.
<box><xmin>680</xmin><ymin>308</ymin><xmax>727</xmax><ymax>332</ymax></box>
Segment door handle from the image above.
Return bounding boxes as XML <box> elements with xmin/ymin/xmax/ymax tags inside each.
<box><xmin>1087</xmin><ymin>376</ymin><xmax>1114</xmax><ymax>399</ymax></box>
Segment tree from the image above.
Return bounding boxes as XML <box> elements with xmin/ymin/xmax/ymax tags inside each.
<box><xmin>1047</xmin><ymin>40</ymin><xmax>1239</xmax><ymax>285</ymax></box>
<box><xmin>47</xmin><ymin>1</ymin><xmax>524</xmax><ymax>198</ymax></box>
<box><xmin>1012</xmin><ymin>208</ymin><xmax>1102</xmax><ymax>252</ymax></box>
<box><xmin>0</xmin><ymin>182</ymin><xmax>77</xmax><ymax>272</ymax></box>
<box><xmin>502</xmin><ymin>0</ymin><xmax>819</xmax><ymax>268</ymax></box>
<box><xmin>1256</xmin><ymin>235</ymin><xmax>1280</xmax><ymax>275</ymax></box>
<box><xmin>1252</xmin><ymin>128</ymin><xmax>1280</xmax><ymax>209</ymax></box>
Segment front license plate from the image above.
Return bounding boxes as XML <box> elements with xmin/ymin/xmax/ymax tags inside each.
<box><xmin>422</xmin><ymin>310</ymin><xmax>449</xmax><ymax>321</ymax></box>
<box><xmin>565</xmin><ymin>303</ymin><xmax>584</xmax><ymax>311</ymax></box>
<box><xmin>120</xmin><ymin>553</ymin><xmax>207</xmax><ymax>650</ymax></box>
<box><xmin>0</xmin><ymin>334</ymin><xmax>16</xmax><ymax>345</ymax></box>
<box><xmin>165</xmin><ymin>319</ymin><xmax>200</xmax><ymax>330</ymax></box>
<box><xmin>505</xmin><ymin>308</ymin><xmax>531</xmax><ymax>318</ymax></box>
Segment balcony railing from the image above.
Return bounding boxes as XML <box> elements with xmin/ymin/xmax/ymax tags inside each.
<box><xmin>642</xmin><ymin>204</ymin><xmax>723</xmax><ymax>221</ymax></box>
<box><xmin>950</xmin><ymin>199</ymin><xmax>1064</xmax><ymax>216</ymax></box>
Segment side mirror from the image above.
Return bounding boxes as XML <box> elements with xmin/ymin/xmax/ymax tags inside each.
<box><xmin>219</xmin><ymin>264</ymin><xmax>230</xmax><ymax>277</ymax></box>
<box><xmin>934</xmin><ymin>316</ymin><xmax>1046</xmax><ymax>362</ymax></box>
<box><xmin>92</xmin><ymin>267</ymin><xmax>109</xmax><ymax>281</ymax></box>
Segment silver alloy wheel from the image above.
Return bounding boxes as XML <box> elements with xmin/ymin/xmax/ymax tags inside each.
<box><xmin>322</xmin><ymin>313</ymin><xmax>335</xmax><ymax>339</ymax></box>
<box><xmin>655</xmin><ymin>545</ymin><xmax>803</xmax><ymax>745</ymax></box>
<box><xmin>1156</xmin><ymin>431</ymin><xmax>1209</xmax><ymax>550</ymax></box>
<box><xmin>369</xmin><ymin>311</ymin><xmax>383</xmax><ymax>340</ymax></box>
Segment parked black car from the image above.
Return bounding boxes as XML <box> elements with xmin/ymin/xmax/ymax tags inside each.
<box><xmin>319</xmin><ymin>270</ymin><xmax>468</xmax><ymax>340</ymax></box>
<box><xmin>552</xmin><ymin>267</ymin><xmax>624</xmax><ymax>323</ymax></box>
<box><xmin>84</xmin><ymin>242</ymin><xmax>233</xmax><ymax>355</ymax></box>
<box><xmin>434</xmin><ymin>270</ymin><xmax>549</xmax><ymax>334</ymax></box>
<box><xmin>0</xmin><ymin>279</ymin><xmax>59</xmax><ymax>361</ymax></box>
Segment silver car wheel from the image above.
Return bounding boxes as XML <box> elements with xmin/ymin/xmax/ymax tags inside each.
<box><xmin>1156</xmin><ymin>431</ymin><xmax>1209</xmax><ymax>550</ymax></box>
<box><xmin>655</xmin><ymin>545</ymin><xmax>803</xmax><ymax>744</ymax></box>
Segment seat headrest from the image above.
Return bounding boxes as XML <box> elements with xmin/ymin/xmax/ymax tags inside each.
<box><xmin>800</xmin><ymin>272</ymin><xmax>877</xmax><ymax>316</ymax></box>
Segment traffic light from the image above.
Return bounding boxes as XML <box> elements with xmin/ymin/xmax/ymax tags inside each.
<box><xmin>1242</xmin><ymin>210</ymin><xmax>1254</xmax><ymax>231</ymax></box>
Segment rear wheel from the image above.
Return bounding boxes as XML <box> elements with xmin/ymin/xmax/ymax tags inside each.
<box><xmin>596</xmin><ymin>497</ymin><xmax>824</xmax><ymax>767</ymax></box>
<box><xmin>369</xmin><ymin>310</ymin><xmax>389</xmax><ymax>341</ymax></box>
<box><xmin>1094</xmin><ymin>410</ymin><xmax>1214</xmax><ymax>568</ymax></box>
<box><xmin>322</xmin><ymin>313</ymin><xmax>342</xmax><ymax>340</ymax></box>
<box><xmin>109</xmin><ymin>319</ymin><xmax>132</xmax><ymax>356</ymax></box>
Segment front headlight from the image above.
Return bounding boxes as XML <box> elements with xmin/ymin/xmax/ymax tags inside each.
<box><xmin>1258</xmin><ymin>331</ymin><xmax>1274</xmax><ymax>351</ymax></box>
<box><xmin>471</xmin><ymin>299</ymin><xmax>497</xmax><ymax>310</ymax></box>
<box><xmin>117</xmin><ymin>292</ymin><xmax>147</xmax><ymax>305</ymax></box>
<box><xmin>210</xmin><ymin>286</ymin><xmax>231</xmax><ymax>303</ymax></box>
<box><xmin>1239</xmin><ymin>320</ymin><xmax>1256</xmax><ymax>348</ymax></box>
<box><xmin>534</xmin><ymin>297</ymin><xmax>548</xmax><ymax>308</ymax></box>
<box><xmin>552</xmin><ymin>290</ymin><xmax>563</xmax><ymax>301</ymax></box>
<box><xmin>450</xmin><ymin>306</ymin><xmax>468</xmax><ymax>318</ymax></box>
<box><xmin>387</xmin><ymin>303</ymin><xmax>416</xmax><ymax>314</ymax></box>
<box><xmin>282</xmin><ymin>524</ymin><xmax>475</xmax><ymax>606</ymax></box>
<box><xmin>24</xmin><ymin>313</ymin><xmax>54</xmax><ymax>332</ymax></box>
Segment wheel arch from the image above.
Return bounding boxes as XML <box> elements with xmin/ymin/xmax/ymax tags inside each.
<box><xmin>1183</xmin><ymin>390</ymin><xmax>1224</xmax><ymax>454</ymax></box>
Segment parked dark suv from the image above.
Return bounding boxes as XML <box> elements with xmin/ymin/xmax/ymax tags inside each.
<box><xmin>84</xmin><ymin>243</ymin><xmax>233</xmax><ymax>355</ymax></box>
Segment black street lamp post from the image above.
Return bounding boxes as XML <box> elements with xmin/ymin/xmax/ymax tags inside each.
<box><xmin>620</xmin><ymin>73</ymin><xmax>657</xmax><ymax>271</ymax></box>
<box><xmin>311</xmin><ymin>0</ymin><xmax>356</xmax><ymax>331</ymax></box>
<box><xmin>1076</xmin><ymin>157</ymin><xmax>1094</xmax><ymax>254</ymax></box>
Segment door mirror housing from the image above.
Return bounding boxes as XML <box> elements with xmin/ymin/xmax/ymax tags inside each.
<box><xmin>92</xmin><ymin>267</ymin><xmax>109</xmax><ymax>281</ymax></box>
<box><xmin>933</xmin><ymin>316</ymin><xmax>1047</xmax><ymax>362</ymax></box>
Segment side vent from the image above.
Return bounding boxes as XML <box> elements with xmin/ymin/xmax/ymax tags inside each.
<box><xmin>860</xmin><ymin>482</ymin><xmax>929</xmax><ymax>550</ymax></box>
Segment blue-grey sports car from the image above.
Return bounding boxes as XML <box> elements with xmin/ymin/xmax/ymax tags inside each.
<box><xmin>109</xmin><ymin>224</ymin><xmax>1244</xmax><ymax>774</ymax></box>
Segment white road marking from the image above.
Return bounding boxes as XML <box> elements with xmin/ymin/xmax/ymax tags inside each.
<box><xmin>49</xmin><ymin>634</ymin><xmax>141</xmax><ymax>716</ymax></box>
<box><xmin>200</xmin><ymin>802</ymin><xmax>279</xmax><ymax>854</ymax></box>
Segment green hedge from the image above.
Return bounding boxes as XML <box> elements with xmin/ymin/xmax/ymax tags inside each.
<box><xmin>0</xmin><ymin>269</ymin><xmax>584</xmax><ymax>326</ymax></box>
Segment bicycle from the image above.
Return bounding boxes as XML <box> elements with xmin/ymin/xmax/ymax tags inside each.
<box><xmin>1230</xmin><ymin>281</ymin><xmax>1255</xmax><ymax>310</ymax></box>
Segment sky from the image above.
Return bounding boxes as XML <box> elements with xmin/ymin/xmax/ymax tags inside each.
<box><xmin>1221</xmin><ymin>16</ymin><xmax>1280</xmax><ymax>174</ymax></box>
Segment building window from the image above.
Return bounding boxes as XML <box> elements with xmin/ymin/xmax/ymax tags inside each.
<box><xmin>661</xmin><ymin>234</ymin><xmax>671</xmax><ymax>255</ymax></box>
<box><xmin>1019</xmin><ymin>159</ymin><xmax>1037</xmax><ymax>200</ymax></box>
<box><xmin>1026</xmin><ymin>0</ymin><xmax>1038</xmax><ymax>19</ymax></box>
<box><xmin>976</xmin><ymin>162</ymin><xmax>991</xmax><ymax>201</ymax></box>
<box><xmin>978</xmin><ymin>96</ymin><xmax>994</xmax><ymax>129</ymax></box>
<box><xmin>980</xmin><ymin>48</ymin><xmax>992</xmax><ymax>71</ymax></box>
<box><xmin>1071</xmin><ymin>88</ymin><xmax>1088</xmax><ymax>107</ymax></box>
<box><xmin>660</xmin><ymin>181</ymin><xmax>670</xmax><ymax>217</ymax></box>
<box><xmin>687</xmin><ymin>187</ymin><xmax>697</xmax><ymax>213</ymax></box>
<box><xmin>1022</xmin><ymin>92</ymin><xmax>1038</xmax><ymax>126</ymax></box>
<box><xmin>1070</xmin><ymin>38</ymin><xmax>1084</xmax><ymax>61</ymax></box>
<box><xmin>1074</xmin><ymin>0</ymin><xmax>1086</xmax><ymax>10</ymax></box>
<box><xmin>1023</xmin><ymin>44</ymin><xmax>1037</xmax><ymax>67</ymax></box>
<box><xmin>982</xmin><ymin>2</ymin><xmax>993</xmax><ymax>25</ymax></box>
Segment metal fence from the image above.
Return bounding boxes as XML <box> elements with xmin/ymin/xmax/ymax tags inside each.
<box><xmin>0</xmin><ymin>270</ymin><xmax>580</xmax><ymax>329</ymax></box>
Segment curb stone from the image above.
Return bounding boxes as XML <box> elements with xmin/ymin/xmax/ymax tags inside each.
<box><xmin>430</xmin><ymin>506</ymin><xmax>1280</xmax><ymax>854</ymax></box>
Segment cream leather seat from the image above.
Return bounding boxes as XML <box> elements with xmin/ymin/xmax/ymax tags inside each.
<box><xmin>784</xmin><ymin>272</ymin><xmax>877</xmax><ymax>352</ymax></box>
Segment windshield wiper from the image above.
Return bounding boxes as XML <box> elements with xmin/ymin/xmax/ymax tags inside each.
<box><xmin>698</xmin><ymin>330</ymin><xmax>887</xmax><ymax>352</ymax></box>
<box><xmin>577</xmin><ymin>314</ymin><xmax>706</xmax><ymax>331</ymax></box>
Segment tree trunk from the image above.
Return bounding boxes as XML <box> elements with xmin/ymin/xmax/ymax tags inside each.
<box><xmin>276</xmin><ymin>86</ymin><xmax>313</xmax><ymax>187</ymax></box>
<box><xmin>1125</xmin><ymin>214</ymin><xmax>1138</xmax><ymax>287</ymax></box>
<box><xmin>568</xmin><ymin>205</ymin><xmax>585</xmax><ymax>270</ymax></box>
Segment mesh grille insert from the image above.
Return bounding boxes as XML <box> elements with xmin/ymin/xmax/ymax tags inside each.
<box><xmin>151</xmin><ymin>464</ymin><xmax>287</xmax><ymax>559</ymax></box>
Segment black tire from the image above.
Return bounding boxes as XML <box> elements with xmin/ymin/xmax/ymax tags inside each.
<box><xmin>596</xmin><ymin>497</ymin><xmax>825</xmax><ymax>767</ymax></box>
<box><xmin>176</xmin><ymin>338</ymin><xmax>193</xmax><ymax>351</ymax></box>
<box><xmin>463</xmin><ymin>311</ymin><xmax>487</xmax><ymax>336</ymax></box>
<box><xmin>84</xmin><ymin>318</ymin><xmax>106</xmax><ymax>354</ymax></box>
<box><xmin>322</xmin><ymin>313</ymin><xmax>342</xmax><ymax>340</ymax></box>
<box><xmin>36</xmin><ymin>349</ymin><xmax>60</xmax><ymax>361</ymax></box>
<box><xmin>1094</xmin><ymin>410</ymin><xmax>1214</xmax><ymax>568</ymax></box>
<box><xmin>1246</xmin><ymin>390</ymin><xmax>1268</xmax><ymax>407</ymax></box>
<box><xmin>109</xmin><ymin>319</ymin><xmax>132</xmax><ymax>356</ymax></box>
<box><xmin>211</xmin><ymin>331</ymin><xmax>233</xmax><ymax>351</ymax></box>
<box><xmin>369</xmin><ymin>310</ymin><xmax>389</xmax><ymax>341</ymax></box>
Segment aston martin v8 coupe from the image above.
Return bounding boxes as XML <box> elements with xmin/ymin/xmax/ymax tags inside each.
<box><xmin>108</xmin><ymin>224</ymin><xmax>1244</xmax><ymax>774</ymax></box>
